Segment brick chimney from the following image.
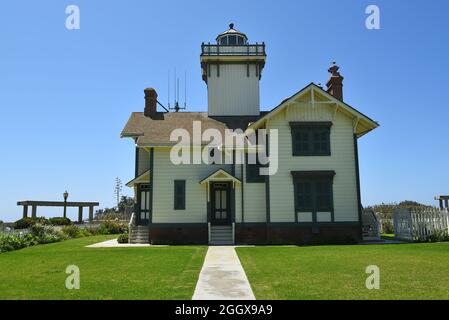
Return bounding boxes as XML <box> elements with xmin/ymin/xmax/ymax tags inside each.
<box><xmin>144</xmin><ymin>88</ymin><xmax>158</xmax><ymax>118</ymax></box>
<box><xmin>326</xmin><ymin>62</ymin><xmax>344</xmax><ymax>101</ymax></box>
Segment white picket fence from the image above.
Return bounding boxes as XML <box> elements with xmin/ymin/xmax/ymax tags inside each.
<box><xmin>393</xmin><ymin>208</ymin><xmax>449</xmax><ymax>241</ymax></box>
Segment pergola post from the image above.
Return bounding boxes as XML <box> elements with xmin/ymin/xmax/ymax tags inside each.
<box><xmin>31</xmin><ymin>205</ymin><xmax>37</xmax><ymax>219</ymax></box>
<box><xmin>78</xmin><ymin>206</ymin><xmax>83</xmax><ymax>224</ymax></box>
<box><xmin>89</xmin><ymin>206</ymin><xmax>94</xmax><ymax>222</ymax></box>
<box><xmin>23</xmin><ymin>205</ymin><xmax>28</xmax><ymax>218</ymax></box>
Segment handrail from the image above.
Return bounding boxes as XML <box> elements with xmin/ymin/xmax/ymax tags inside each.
<box><xmin>128</xmin><ymin>212</ymin><xmax>136</xmax><ymax>244</ymax></box>
<box><xmin>201</xmin><ymin>44</ymin><xmax>266</xmax><ymax>56</ymax></box>
<box><xmin>208</xmin><ymin>222</ymin><xmax>211</xmax><ymax>244</ymax></box>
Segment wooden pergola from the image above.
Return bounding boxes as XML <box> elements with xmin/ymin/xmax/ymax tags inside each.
<box><xmin>435</xmin><ymin>196</ymin><xmax>449</xmax><ymax>210</ymax></box>
<box><xmin>17</xmin><ymin>201</ymin><xmax>100</xmax><ymax>223</ymax></box>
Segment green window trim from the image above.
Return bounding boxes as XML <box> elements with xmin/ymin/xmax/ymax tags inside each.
<box><xmin>292</xmin><ymin>171</ymin><xmax>335</xmax><ymax>222</ymax></box>
<box><xmin>174</xmin><ymin>180</ymin><xmax>186</xmax><ymax>210</ymax></box>
<box><xmin>290</xmin><ymin>122</ymin><xmax>332</xmax><ymax>156</ymax></box>
<box><xmin>245</xmin><ymin>153</ymin><xmax>266</xmax><ymax>183</ymax></box>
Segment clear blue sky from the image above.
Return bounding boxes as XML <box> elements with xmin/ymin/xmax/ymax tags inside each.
<box><xmin>1</xmin><ymin>0</ymin><xmax>448</xmax><ymax>221</ymax></box>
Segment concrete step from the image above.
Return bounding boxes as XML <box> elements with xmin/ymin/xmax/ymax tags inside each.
<box><xmin>209</xmin><ymin>241</ymin><xmax>234</xmax><ymax>245</ymax></box>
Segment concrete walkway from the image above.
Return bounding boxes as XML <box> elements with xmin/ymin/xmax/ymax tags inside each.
<box><xmin>192</xmin><ymin>246</ymin><xmax>255</xmax><ymax>300</ymax></box>
<box><xmin>86</xmin><ymin>239</ymin><xmax>167</xmax><ymax>248</ymax></box>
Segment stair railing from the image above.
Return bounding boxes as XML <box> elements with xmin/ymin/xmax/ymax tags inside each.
<box><xmin>208</xmin><ymin>222</ymin><xmax>211</xmax><ymax>244</ymax></box>
<box><xmin>128</xmin><ymin>212</ymin><xmax>136</xmax><ymax>244</ymax></box>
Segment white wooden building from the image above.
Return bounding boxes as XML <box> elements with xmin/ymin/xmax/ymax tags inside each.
<box><xmin>121</xmin><ymin>24</ymin><xmax>379</xmax><ymax>245</ymax></box>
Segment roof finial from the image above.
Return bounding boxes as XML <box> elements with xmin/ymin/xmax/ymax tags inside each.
<box><xmin>229</xmin><ymin>22</ymin><xmax>234</xmax><ymax>29</ymax></box>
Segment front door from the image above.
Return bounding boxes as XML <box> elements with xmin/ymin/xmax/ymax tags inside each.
<box><xmin>138</xmin><ymin>184</ymin><xmax>150</xmax><ymax>225</ymax></box>
<box><xmin>210</xmin><ymin>182</ymin><xmax>231</xmax><ymax>225</ymax></box>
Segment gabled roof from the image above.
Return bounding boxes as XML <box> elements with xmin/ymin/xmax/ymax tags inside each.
<box><xmin>121</xmin><ymin>112</ymin><xmax>228</xmax><ymax>146</ymax></box>
<box><xmin>199</xmin><ymin>169</ymin><xmax>241</xmax><ymax>185</ymax></box>
<box><xmin>121</xmin><ymin>84</ymin><xmax>378</xmax><ymax>146</ymax></box>
<box><xmin>248</xmin><ymin>83</ymin><xmax>379</xmax><ymax>137</ymax></box>
<box><xmin>121</xmin><ymin>112</ymin><xmax>266</xmax><ymax>147</ymax></box>
<box><xmin>126</xmin><ymin>170</ymin><xmax>150</xmax><ymax>187</ymax></box>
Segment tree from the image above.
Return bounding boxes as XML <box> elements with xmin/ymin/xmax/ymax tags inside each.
<box><xmin>114</xmin><ymin>177</ymin><xmax>122</xmax><ymax>210</ymax></box>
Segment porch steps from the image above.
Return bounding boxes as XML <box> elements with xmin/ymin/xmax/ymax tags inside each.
<box><xmin>129</xmin><ymin>225</ymin><xmax>149</xmax><ymax>244</ymax></box>
<box><xmin>209</xmin><ymin>225</ymin><xmax>233</xmax><ymax>245</ymax></box>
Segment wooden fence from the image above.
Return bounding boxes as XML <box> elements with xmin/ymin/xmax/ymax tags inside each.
<box><xmin>393</xmin><ymin>208</ymin><xmax>449</xmax><ymax>241</ymax></box>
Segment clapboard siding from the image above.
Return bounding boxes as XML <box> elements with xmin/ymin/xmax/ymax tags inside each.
<box><xmin>208</xmin><ymin>64</ymin><xmax>260</xmax><ymax>116</ymax></box>
<box><xmin>137</xmin><ymin>148</ymin><xmax>150</xmax><ymax>176</ymax></box>
<box><xmin>268</xmin><ymin>103</ymin><xmax>359</xmax><ymax>223</ymax></box>
<box><xmin>242</xmin><ymin>163</ymin><xmax>266</xmax><ymax>222</ymax></box>
<box><xmin>152</xmin><ymin>149</ymin><xmax>234</xmax><ymax>223</ymax></box>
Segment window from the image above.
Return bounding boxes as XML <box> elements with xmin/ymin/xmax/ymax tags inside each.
<box><xmin>219</xmin><ymin>37</ymin><xmax>228</xmax><ymax>45</ymax></box>
<box><xmin>246</xmin><ymin>162</ymin><xmax>265</xmax><ymax>183</ymax></box>
<box><xmin>237</xmin><ymin>36</ymin><xmax>245</xmax><ymax>45</ymax></box>
<box><xmin>290</xmin><ymin>122</ymin><xmax>332</xmax><ymax>156</ymax></box>
<box><xmin>174</xmin><ymin>180</ymin><xmax>186</xmax><ymax>210</ymax></box>
<box><xmin>292</xmin><ymin>171</ymin><xmax>335</xmax><ymax>217</ymax></box>
<box><xmin>228</xmin><ymin>35</ymin><xmax>237</xmax><ymax>45</ymax></box>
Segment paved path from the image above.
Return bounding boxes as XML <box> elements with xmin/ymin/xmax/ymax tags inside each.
<box><xmin>192</xmin><ymin>246</ymin><xmax>255</xmax><ymax>300</ymax></box>
<box><xmin>86</xmin><ymin>239</ymin><xmax>167</xmax><ymax>248</ymax></box>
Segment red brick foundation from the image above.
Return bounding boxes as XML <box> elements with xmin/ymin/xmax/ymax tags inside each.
<box><xmin>149</xmin><ymin>225</ymin><xmax>207</xmax><ymax>245</ymax></box>
<box><xmin>148</xmin><ymin>223</ymin><xmax>361</xmax><ymax>245</ymax></box>
<box><xmin>236</xmin><ymin>223</ymin><xmax>361</xmax><ymax>245</ymax></box>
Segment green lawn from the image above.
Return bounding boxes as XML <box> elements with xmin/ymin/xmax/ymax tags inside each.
<box><xmin>0</xmin><ymin>235</ymin><xmax>207</xmax><ymax>300</ymax></box>
<box><xmin>237</xmin><ymin>243</ymin><xmax>449</xmax><ymax>300</ymax></box>
<box><xmin>381</xmin><ymin>233</ymin><xmax>396</xmax><ymax>240</ymax></box>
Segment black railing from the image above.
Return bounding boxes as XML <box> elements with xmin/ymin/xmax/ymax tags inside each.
<box><xmin>201</xmin><ymin>43</ymin><xmax>266</xmax><ymax>56</ymax></box>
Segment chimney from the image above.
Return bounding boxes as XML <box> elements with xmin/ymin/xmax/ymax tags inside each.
<box><xmin>144</xmin><ymin>88</ymin><xmax>158</xmax><ymax>118</ymax></box>
<box><xmin>326</xmin><ymin>62</ymin><xmax>344</xmax><ymax>101</ymax></box>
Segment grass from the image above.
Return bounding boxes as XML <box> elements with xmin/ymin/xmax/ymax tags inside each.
<box><xmin>237</xmin><ymin>243</ymin><xmax>449</xmax><ymax>300</ymax></box>
<box><xmin>0</xmin><ymin>235</ymin><xmax>207</xmax><ymax>300</ymax></box>
<box><xmin>381</xmin><ymin>233</ymin><xmax>396</xmax><ymax>240</ymax></box>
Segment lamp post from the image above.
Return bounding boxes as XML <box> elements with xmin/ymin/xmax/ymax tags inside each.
<box><xmin>63</xmin><ymin>190</ymin><xmax>69</xmax><ymax>218</ymax></box>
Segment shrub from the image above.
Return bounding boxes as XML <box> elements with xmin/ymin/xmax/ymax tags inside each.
<box><xmin>61</xmin><ymin>225</ymin><xmax>82</xmax><ymax>238</ymax></box>
<box><xmin>381</xmin><ymin>220</ymin><xmax>394</xmax><ymax>234</ymax></box>
<box><xmin>427</xmin><ymin>230</ymin><xmax>449</xmax><ymax>243</ymax></box>
<box><xmin>84</xmin><ymin>226</ymin><xmax>100</xmax><ymax>236</ymax></box>
<box><xmin>29</xmin><ymin>224</ymin><xmax>65</xmax><ymax>243</ymax></box>
<box><xmin>117</xmin><ymin>233</ymin><xmax>129</xmax><ymax>244</ymax></box>
<box><xmin>0</xmin><ymin>234</ymin><xmax>28</xmax><ymax>253</ymax></box>
<box><xmin>98</xmin><ymin>221</ymin><xmax>128</xmax><ymax>235</ymax></box>
<box><xmin>13</xmin><ymin>218</ymin><xmax>34</xmax><ymax>230</ymax></box>
<box><xmin>49</xmin><ymin>217</ymin><xmax>72</xmax><ymax>226</ymax></box>
<box><xmin>13</xmin><ymin>217</ymin><xmax>50</xmax><ymax>229</ymax></box>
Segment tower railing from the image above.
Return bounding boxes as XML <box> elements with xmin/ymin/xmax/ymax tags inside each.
<box><xmin>201</xmin><ymin>43</ymin><xmax>266</xmax><ymax>56</ymax></box>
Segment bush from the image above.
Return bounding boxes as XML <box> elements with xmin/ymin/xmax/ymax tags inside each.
<box><xmin>427</xmin><ymin>230</ymin><xmax>449</xmax><ymax>243</ymax></box>
<box><xmin>0</xmin><ymin>234</ymin><xmax>29</xmax><ymax>253</ymax></box>
<box><xmin>117</xmin><ymin>233</ymin><xmax>129</xmax><ymax>244</ymax></box>
<box><xmin>98</xmin><ymin>221</ymin><xmax>128</xmax><ymax>235</ymax></box>
<box><xmin>13</xmin><ymin>218</ymin><xmax>35</xmax><ymax>230</ymax></box>
<box><xmin>29</xmin><ymin>224</ymin><xmax>65</xmax><ymax>243</ymax></box>
<box><xmin>381</xmin><ymin>220</ymin><xmax>394</xmax><ymax>234</ymax></box>
<box><xmin>13</xmin><ymin>217</ymin><xmax>50</xmax><ymax>229</ymax></box>
<box><xmin>49</xmin><ymin>217</ymin><xmax>72</xmax><ymax>226</ymax></box>
<box><xmin>61</xmin><ymin>225</ymin><xmax>82</xmax><ymax>238</ymax></box>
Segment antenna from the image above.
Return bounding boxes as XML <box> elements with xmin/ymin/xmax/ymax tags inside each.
<box><xmin>167</xmin><ymin>70</ymin><xmax>171</xmax><ymax>109</ymax></box>
<box><xmin>184</xmin><ymin>71</ymin><xmax>187</xmax><ymax>109</ymax></box>
<box><xmin>169</xmin><ymin>68</ymin><xmax>187</xmax><ymax>113</ymax></box>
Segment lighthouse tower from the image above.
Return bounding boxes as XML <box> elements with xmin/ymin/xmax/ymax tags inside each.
<box><xmin>201</xmin><ymin>24</ymin><xmax>266</xmax><ymax>116</ymax></box>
